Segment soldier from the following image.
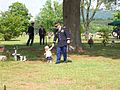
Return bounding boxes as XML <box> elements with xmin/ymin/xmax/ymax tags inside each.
<box><xmin>52</xmin><ymin>22</ymin><xmax>71</xmax><ymax>64</ymax></box>
<box><xmin>26</xmin><ymin>22</ymin><xmax>34</xmax><ymax>46</ymax></box>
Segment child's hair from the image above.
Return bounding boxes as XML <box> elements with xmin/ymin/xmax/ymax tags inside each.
<box><xmin>44</xmin><ymin>46</ymin><xmax>49</xmax><ymax>49</ymax></box>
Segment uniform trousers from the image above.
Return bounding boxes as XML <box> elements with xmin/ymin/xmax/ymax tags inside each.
<box><xmin>56</xmin><ymin>45</ymin><xmax>67</xmax><ymax>63</ymax></box>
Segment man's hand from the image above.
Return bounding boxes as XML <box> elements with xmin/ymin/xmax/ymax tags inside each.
<box><xmin>67</xmin><ymin>40</ymin><xmax>70</xmax><ymax>44</ymax></box>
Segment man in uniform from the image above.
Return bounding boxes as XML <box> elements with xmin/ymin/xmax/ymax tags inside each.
<box><xmin>52</xmin><ymin>22</ymin><xmax>71</xmax><ymax>64</ymax></box>
<box><xmin>26</xmin><ymin>22</ymin><xmax>34</xmax><ymax>46</ymax></box>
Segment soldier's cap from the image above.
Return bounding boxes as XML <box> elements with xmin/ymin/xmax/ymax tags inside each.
<box><xmin>54</xmin><ymin>22</ymin><xmax>60</xmax><ymax>27</ymax></box>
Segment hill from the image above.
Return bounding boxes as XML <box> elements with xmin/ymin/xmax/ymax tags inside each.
<box><xmin>82</xmin><ymin>9</ymin><xmax>114</xmax><ymax>20</ymax></box>
<box><xmin>94</xmin><ymin>10</ymin><xmax>114</xmax><ymax>19</ymax></box>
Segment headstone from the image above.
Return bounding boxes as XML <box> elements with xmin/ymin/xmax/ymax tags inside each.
<box><xmin>0</xmin><ymin>45</ymin><xmax>4</xmax><ymax>52</ymax></box>
<box><xmin>0</xmin><ymin>55</ymin><xmax>7</xmax><ymax>61</ymax></box>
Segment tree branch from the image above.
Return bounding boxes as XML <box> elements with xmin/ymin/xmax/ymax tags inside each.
<box><xmin>89</xmin><ymin>0</ymin><xmax>102</xmax><ymax>23</ymax></box>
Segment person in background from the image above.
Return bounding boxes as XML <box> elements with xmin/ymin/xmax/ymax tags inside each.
<box><xmin>52</xmin><ymin>22</ymin><xmax>71</xmax><ymax>64</ymax></box>
<box><xmin>117</xmin><ymin>29</ymin><xmax>120</xmax><ymax>39</ymax></box>
<box><xmin>111</xmin><ymin>39</ymin><xmax>115</xmax><ymax>47</ymax></box>
<box><xmin>39</xmin><ymin>25</ymin><xmax>46</xmax><ymax>45</ymax></box>
<box><xmin>88</xmin><ymin>35</ymin><xmax>94</xmax><ymax>48</ymax></box>
<box><xmin>26</xmin><ymin>22</ymin><xmax>34</xmax><ymax>46</ymax></box>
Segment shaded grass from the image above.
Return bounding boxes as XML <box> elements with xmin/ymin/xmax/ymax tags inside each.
<box><xmin>1</xmin><ymin>35</ymin><xmax>120</xmax><ymax>60</ymax></box>
<box><xmin>82</xmin><ymin>42</ymin><xmax>120</xmax><ymax>59</ymax></box>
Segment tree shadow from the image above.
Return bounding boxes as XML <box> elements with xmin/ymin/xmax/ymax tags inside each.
<box><xmin>0</xmin><ymin>40</ymin><xmax>20</xmax><ymax>41</ymax></box>
<box><xmin>1</xmin><ymin>42</ymin><xmax>48</xmax><ymax>61</ymax></box>
<box><xmin>60</xmin><ymin>60</ymin><xmax>72</xmax><ymax>63</ymax></box>
<box><xmin>80</xmin><ymin>43</ymin><xmax>120</xmax><ymax>60</ymax></box>
<box><xmin>2</xmin><ymin>41</ymin><xmax>120</xmax><ymax>61</ymax></box>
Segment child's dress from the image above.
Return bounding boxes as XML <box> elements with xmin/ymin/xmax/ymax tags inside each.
<box><xmin>44</xmin><ymin>45</ymin><xmax>54</xmax><ymax>63</ymax></box>
<box><xmin>45</xmin><ymin>49</ymin><xmax>52</xmax><ymax>61</ymax></box>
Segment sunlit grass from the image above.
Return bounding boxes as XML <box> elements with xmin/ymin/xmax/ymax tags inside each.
<box><xmin>0</xmin><ymin>59</ymin><xmax>120</xmax><ymax>90</ymax></box>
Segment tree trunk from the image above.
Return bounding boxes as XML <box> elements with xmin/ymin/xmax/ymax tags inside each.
<box><xmin>63</xmin><ymin>0</ymin><xmax>82</xmax><ymax>52</ymax></box>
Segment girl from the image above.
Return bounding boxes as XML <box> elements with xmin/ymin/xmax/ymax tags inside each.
<box><xmin>44</xmin><ymin>45</ymin><xmax>54</xmax><ymax>63</ymax></box>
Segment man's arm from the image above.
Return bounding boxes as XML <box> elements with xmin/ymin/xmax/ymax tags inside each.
<box><xmin>27</xmin><ymin>26</ymin><xmax>31</xmax><ymax>34</ymax></box>
<box><xmin>44</xmin><ymin>28</ymin><xmax>46</xmax><ymax>35</ymax></box>
<box><xmin>39</xmin><ymin>28</ymin><xmax>42</xmax><ymax>36</ymax></box>
<box><xmin>52</xmin><ymin>32</ymin><xmax>58</xmax><ymax>47</ymax></box>
<box><xmin>64</xmin><ymin>28</ymin><xmax>71</xmax><ymax>44</ymax></box>
<box><xmin>53</xmin><ymin>33</ymin><xmax>57</xmax><ymax>44</ymax></box>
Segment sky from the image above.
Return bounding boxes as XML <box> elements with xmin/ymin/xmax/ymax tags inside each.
<box><xmin>0</xmin><ymin>0</ymin><xmax>107</xmax><ymax>20</ymax></box>
<box><xmin>0</xmin><ymin>0</ymin><xmax>63</xmax><ymax>18</ymax></box>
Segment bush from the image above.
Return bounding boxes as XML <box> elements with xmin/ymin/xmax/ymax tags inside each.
<box><xmin>98</xmin><ymin>27</ymin><xmax>111</xmax><ymax>46</ymax></box>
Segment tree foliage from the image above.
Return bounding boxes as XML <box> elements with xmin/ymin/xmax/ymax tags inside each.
<box><xmin>9</xmin><ymin>2</ymin><xmax>31</xmax><ymax>31</ymax></box>
<box><xmin>103</xmin><ymin>0</ymin><xmax>116</xmax><ymax>10</ymax></box>
<box><xmin>35</xmin><ymin>0</ymin><xmax>63</xmax><ymax>32</ymax></box>
<box><xmin>113</xmin><ymin>10</ymin><xmax>120</xmax><ymax>20</ymax></box>
<box><xmin>98</xmin><ymin>27</ymin><xmax>111</xmax><ymax>46</ymax></box>
<box><xmin>0</xmin><ymin>2</ymin><xmax>30</xmax><ymax>40</ymax></box>
<box><xmin>0</xmin><ymin>12</ymin><xmax>23</xmax><ymax>40</ymax></box>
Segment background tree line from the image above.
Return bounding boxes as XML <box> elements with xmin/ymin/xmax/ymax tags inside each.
<box><xmin>0</xmin><ymin>2</ymin><xmax>31</xmax><ymax>41</ymax></box>
<box><xmin>35</xmin><ymin>0</ymin><xmax>63</xmax><ymax>32</ymax></box>
<box><xmin>0</xmin><ymin>0</ymin><xmax>120</xmax><ymax>50</ymax></box>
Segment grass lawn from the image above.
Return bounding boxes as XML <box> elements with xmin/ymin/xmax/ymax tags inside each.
<box><xmin>0</xmin><ymin>35</ymin><xmax>120</xmax><ymax>90</ymax></box>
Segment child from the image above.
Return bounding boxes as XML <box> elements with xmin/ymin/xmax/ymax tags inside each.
<box><xmin>44</xmin><ymin>45</ymin><xmax>53</xmax><ymax>63</ymax></box>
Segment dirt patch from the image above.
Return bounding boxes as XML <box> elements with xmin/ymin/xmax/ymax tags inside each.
<box><xmin>25</xmin><ymin>61</ymin><xmax>46</xmax><ymax>64</ymax></box>
<box><xmin>22</xmin><ymin>82</ymin><xmax>49</xmax><ymax>90</ymax></box>
<box><xmin>51</xmin><ymin>78</ymin><xmax>76</xmax><ymax>85</ymax></box>
<box><xmin>70</xmin><ymin>55</ymin><xmax>107</xmax><ymax>60</ymax></box>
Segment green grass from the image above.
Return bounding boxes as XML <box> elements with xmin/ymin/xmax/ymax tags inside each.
<box><xmin>0</xmin><ymin>35</ymin><xmax>120</xmax><ymax>90</ymax></box>
<box><xmin>0</xmin><ymin>59</ymin><xmax>120</xmax><ymax>90</ymax></box>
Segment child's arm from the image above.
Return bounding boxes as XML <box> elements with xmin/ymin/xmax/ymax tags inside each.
<box><xmin>44</xmin><ymin>53</ymin><xmax>46</xmax><ymax>55</ymax></box>
<box><xmin>49</xmin><ymin>44</ymin><xmax>54</xmax><ymax>50</ymax></box>
<box><xmin>49</xmin><ymin>47</ymin><xmax>53</xmax><ymax>51</ymax></box>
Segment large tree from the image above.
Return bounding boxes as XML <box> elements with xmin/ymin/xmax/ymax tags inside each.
<box><xmin>0</xmin><ymin>11</ymin><xmax>23</xmax><ymax>40</ymax></box>
<box><xmin>63</xmin><ymin>0</ymin><xmax>82</xmax><ymax>51</ymax></box>
<box><xmin>8</xmin><ymin>2</ymin><xmax>31</xmax><ymax>32</ymax></box>
<box><xmin>0</xmin><ymin>2</ymin><xmax>31</xmax><ymax>40</ymax></box>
